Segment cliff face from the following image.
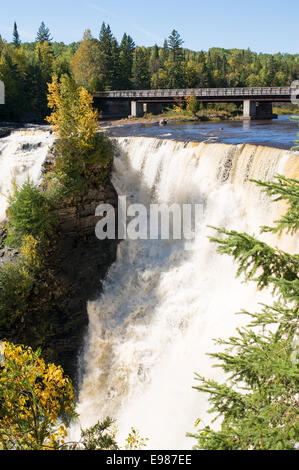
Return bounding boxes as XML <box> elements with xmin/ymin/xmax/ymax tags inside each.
<box><xmin>45</xmin><ymin>180</ymin><xmax>119</xmax><ymax>384</ymax></box>
<box><xmin>0</xmin><ymin>150</ymin><xmax>119</xmax><ymax>385</ymax></box>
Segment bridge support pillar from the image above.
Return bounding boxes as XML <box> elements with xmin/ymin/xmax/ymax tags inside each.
<box><xmin>243</xmin><ymin>100</ymin><xmax>256</xmax><ymax>119</ymax></box>
<box><xmin>143</xmin><ymin>102</ymin><xmax>163</xmax><ymax>115</ymax></box>
<box><xmin>95</xmin><ymin>100</ymin><xmax>130</xmax><ymax>118</ymax></box>
<box><xmin>243</xmin><ymin>100</ymin><xmax>277</xmax><ymax>120</ymax></box>
<box><xmin>131</xmin><ymin>101</ymin><xmax>144</xmax><ymax>117</ymax></box>
<box><xmin>256</xmin><ymin>102</ymin><xmax>277</xmax><ymax>119</ymax></box>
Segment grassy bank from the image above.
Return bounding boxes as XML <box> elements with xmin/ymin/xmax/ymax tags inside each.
<box><xmin>111</xmin><ymin>103</ymin><xmax>243</xmax><ymax>126</ymax></box>
<box><xmin>273</xmin><ymin>103</ymin><xmax>299</xmax><ymax>115</ymax></box>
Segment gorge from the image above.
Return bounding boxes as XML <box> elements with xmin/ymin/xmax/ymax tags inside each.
<box><xmin>0</xmin><ymin>128</ymin><xmax>298</xmax><ymax>449</ymax></box>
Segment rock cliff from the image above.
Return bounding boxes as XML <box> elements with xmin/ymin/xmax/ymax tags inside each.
<box><xmin>0</xmin><ymin>148</ymin><xmax>119</xmax><ymax>386</ymax></box>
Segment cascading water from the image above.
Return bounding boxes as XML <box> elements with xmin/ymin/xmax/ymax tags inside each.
<box><xmin>0</xmin><ymin>130</ymin><xmax>297</xmax><ymax>449</ymax></box>
<box><xmin>77</xmin><ymin>137</ymin><xmax>298</xmax><ymax>449</ymax></box>
<box><xmin>0</xmin><ymin>128</ymin><xmax>54</xmax><ymax>222</ymax></box>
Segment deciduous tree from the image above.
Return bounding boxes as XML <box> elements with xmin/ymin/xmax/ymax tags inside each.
<box><xmin>0</xmin><ymin>342</ymin><xmax>75</xmax><ymax>450</ymax></box>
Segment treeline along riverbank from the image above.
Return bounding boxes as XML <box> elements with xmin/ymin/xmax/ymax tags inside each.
<box><xmin>0</xmin><ymin>22</ymin><xmax>298</xmax><ymax>122</ymax></box>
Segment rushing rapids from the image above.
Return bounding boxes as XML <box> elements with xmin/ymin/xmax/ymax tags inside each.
<box><xmin>0</xmin><ymin>128</ymin><xmax>54</xmax><ymax>222</ymax></box>
<box><xmin>0</xmin><ymin>130</ymin><xmax>298</xmax><ymax>449</ymax></box>
<box><xmin>77</xmin><ymin>137</ymin><xmax>298</xmax><ymax>449</ymax></box>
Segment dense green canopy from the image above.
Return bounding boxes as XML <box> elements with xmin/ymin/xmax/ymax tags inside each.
<box><xmin>0</xmin><ymin>23</ymin><xmax>298</xmax><ymax>121</ymax></box>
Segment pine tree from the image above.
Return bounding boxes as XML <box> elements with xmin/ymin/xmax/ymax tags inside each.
<box><xmin>119</xmin><ymin>33</ymin><xmax>135</xmax><ymax>89</ymax></box>
<box><xmin>149</xmin><ymin>44</ymin><xmax>160</xmax><ymax>75</ymax></box>
<box><xmin>36</xmin><ymin>21</ymin><xmax>52</xmax><ymax>44</ymax></box>
<box><xmin>111</xmin><ymin>38</ymin><xmax>121</xmax><ymax>89</ymax></box>
<box><xmin>132</xmin><ymin>47</ymin><xmax>150</xmax><ymax>90</ymax></box>
<box><xmin>12</xmin><ymin>22</ymin><xmax>21</xmax><ymax>48</ymax></box>
<box><xmin>189</xmin><ymin>176</ymin><xmax>299</xmax><ymax>450</ymax></box>
<box><xmin>168</xmin><ymin>29</ymin><xmax>184</xmax><ymax>63</ymax></box>
<box><xmin>166</xmin><ymin>30</ymin><xmax>185</xmax><ymax>88</ymax></box>
<box><xmin>98</xmin><ymin>23</ymin><xmax>116</xmax><ymax>90</ymax></box>
<box><xmin>160</xmin><ymin>39</ymin><xmax>169</xmax><ymax>66</ymax></box>
<box><xmin>0</xmin><ymin>51</ymin><xmax>26</xmax><ymax>119</ymax></box>
<box><xmin>33</xmin><ymin>40</ymin><xmax>54</xmax><ymax>116</ymax></box>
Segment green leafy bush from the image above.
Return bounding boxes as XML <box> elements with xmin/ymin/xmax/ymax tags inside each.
<box><xmin>53</xmin><ymin>131</ymin><xmax>113</xmax><ymax>195</ymax></box>
<box><xmin>6</xmin><ymin>178</ymin><xmax>55</xmax><ymax>248</ymax></box>
<box><xmin>0</xmin><ymin>259</ymin><xmax>34</xmax><ymax>328</ymax></box>
<box><xmin>0</xmin><ymin>235</ymin><xmax>41</xmax><ymax>328</ymax></box>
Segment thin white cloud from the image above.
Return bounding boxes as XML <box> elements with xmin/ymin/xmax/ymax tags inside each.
<box><xmin>88</xmin><ymin>2</ymin><xmax>115</xmax><ymax>16</ymax></box>
<box><xmin>132</xmin><ymin>24</ymin><xmax>163</xmax><ymax>43</ymax></box>
<box><xmin>88</xmin><ymin>2</ymin><xmax>163</xmax><ymax>44</ymax></box>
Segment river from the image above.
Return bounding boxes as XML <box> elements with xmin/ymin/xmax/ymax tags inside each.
<box><xmin>106</xmin><ymin>114</ymin><xmax>298</xmax><ymax>149</ymax></box>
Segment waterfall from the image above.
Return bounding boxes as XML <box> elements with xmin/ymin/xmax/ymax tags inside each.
<box><xmin>77</xmin><ymin>137</ymin><xmax>298</xmax><ymax>449</ymax></box>
<box><xmin>0</xmin><ymin>129</ymin><xmax>297</xmax><ymax>449</ymax></box>
<box><xmin>0</xmin><ymin>128</ymin><xmax>54</xmax><ymax>222</ymax></box>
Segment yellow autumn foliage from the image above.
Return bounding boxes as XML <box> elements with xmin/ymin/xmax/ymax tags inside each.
<box><xmin>21</xmin><ymin>235</ymin><xmax>40</xmax><ymax>269</ymax></box>
<box><xmin>46</xmin><ymin>74</ymin><xmax>98</xmax><ymax>154</ymax></box>
<box><xmin>0</xmin><ymin>342</ymin><xmax>75</xmax><ymax>450</ymax></box>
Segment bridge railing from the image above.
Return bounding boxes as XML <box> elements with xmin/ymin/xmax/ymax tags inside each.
<box><xmin>94</xmin><ymin>87</ymin><xmax>291</xmax><ymax>99</ymax></box>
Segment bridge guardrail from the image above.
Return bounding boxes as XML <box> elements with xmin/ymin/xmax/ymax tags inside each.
<box><xmin>94</xmin><ymin>87</ymin><xmax>292</xmax><ymax>99</ymax></box>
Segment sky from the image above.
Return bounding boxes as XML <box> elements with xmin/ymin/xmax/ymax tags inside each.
<box><xmin>0</xmin><ymin>0</ymin><xmax>298</xmax><ymax>54</ymax></box>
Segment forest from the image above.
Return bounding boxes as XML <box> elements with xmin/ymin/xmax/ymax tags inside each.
<box><xmin>0</xmin><ymin>21</ymin><xmax>298</xmax><ymax>121</ymax></box>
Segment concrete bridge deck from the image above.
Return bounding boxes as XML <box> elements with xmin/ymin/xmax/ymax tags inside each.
<box><xmin>93</xmin><ymin>86</ymin><xmax>296</xmax><ymax>120</ymax></box>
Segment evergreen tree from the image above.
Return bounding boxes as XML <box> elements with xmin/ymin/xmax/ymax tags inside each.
<box><xmin>111</xmin><ymin>38</ymin><xmax>121</xmax><ymax>89</ymax></box>
<box><xmin>12</xmin><ymin>22</ymin><xmax>21</xmax><ymax>48</ymax></box>
<box><xmin>168</xmin><ymin>29</ymin><xmax>184</xmax><ymax>64</ymax></box>
<box><xmin>33</xmin><ymin>40</ymin><xmax>54</xmax><ymax>116</ymax></box>
<box><xmin>189</xmin><ymin>175</ymin><xmax>299</xmax><ymax>450</ymax></box>
<box><xmin>0</xmin><ymin>22</ymin><xmax>298</xmax><ymax>120</ymax></box>
<box><xmin>98</xmin><ymin>22</ymin><xmax>116</xmax><ymax>90</ymax></box>
<box><xmin>119</xmin><ymin>33</ymin><xmax>135</xmax><ymax>89</ymax></box>
<box><xmin>149</xmin><ymin>44</ymin><xmax>160</xmax><ymax>75</ymax></box>
<box><xmin>166</xmin><ymin>30</ymin><xmax>185</xmax><ymax>88</ymax></box>
<box><xmin>160</xmin><ymin>39</ymin><xmax>169</xmax><ymax>66</ymax></box>
<box><xmin>0</xmin><ymin>51</ymin><xmax>26</xmax><ymax>120</ymax></box>
<box><xmin>36</xmin><ymin>21</ymin><xmax>52</xmax><ymax>44</ymax></box>
<box><xmin>132</xmin><ymin>47</ymin><xmax>150</xmax><ymax>89</ymax></box>
<box><xmin>0</xmin><ymin>35</ymin><xmax>4</xmax><ymax>56</ymax></box>
<box><xmin>25</xmin><ymin>62</ymin><xmax>48</xmax><ymax>119</ymax></box>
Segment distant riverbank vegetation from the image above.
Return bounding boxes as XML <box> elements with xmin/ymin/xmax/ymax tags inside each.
<box><xmin>0</xmin><ymin>22</ymin><xmax>298</xmax><ymax>122</ymax></box>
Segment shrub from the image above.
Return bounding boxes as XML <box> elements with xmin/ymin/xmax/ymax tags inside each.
<box><xmin>6</xmin><ymin>178</ymin><xmax>55</xmax><ymax>248</ymax></box>
<box><xmin>0</xmin><ymin>259</ymin><xmax>34</xmax><ymax>328</ymax></box>
<box><xmin>185</xmin><ymin>95</ymin><xmax>201</xmax><ymax>118</ymax></box>
<box><xmin>0</xmin><ymin>342</ymin><xmax>75</xmax><ymax>450</ymax></box>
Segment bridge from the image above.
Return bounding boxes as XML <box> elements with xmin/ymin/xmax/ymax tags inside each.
<box><xmin>94</xmin><ymin>86</ymin><xmax>295</xmax><ymax>120</ymax></box>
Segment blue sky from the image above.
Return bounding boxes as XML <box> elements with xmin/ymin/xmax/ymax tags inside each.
<box><xmin>1</xmin><ymin>0</ymin><xmax>298</xmax><ymax>53</ymax></box>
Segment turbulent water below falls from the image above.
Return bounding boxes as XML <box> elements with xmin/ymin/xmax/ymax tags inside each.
<box><xmin>77</xmin><ymin>137</ymin><xmax>298</xmax><ymax>449</ymax></box>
